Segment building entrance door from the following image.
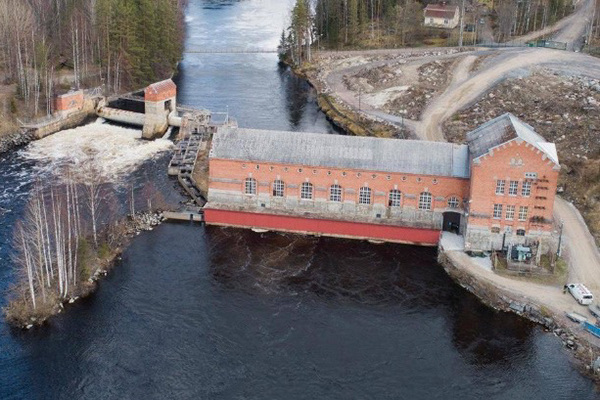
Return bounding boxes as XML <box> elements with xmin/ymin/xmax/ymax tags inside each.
<box><xmin>442</xmin><ymin>212</ymin><xmax>461</xmax><ymax>234</ymax></box>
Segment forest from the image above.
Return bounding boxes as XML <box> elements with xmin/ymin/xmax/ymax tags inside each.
<box><xmin>279</xmin><ymin>0</ymin><xmax>579</xmax><ymax>64</ymax></box>
<box><xmin>0</xmin><ymin>0</ymin><xmax>186</xmax><ymax>123</ymax></box>
<box><xmin>4</xmin><ymin>167</ymin><xmax>168</xmax><ymax>327</ymax></box>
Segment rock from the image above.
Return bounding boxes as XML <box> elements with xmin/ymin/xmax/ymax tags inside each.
<box><xmin>554</xmin><ymin>328</ymin><xmax>563</xmax><ymax>336</ymax></box>
<box><xmin>25</xmin><ymin>324</ymin><xmax>33</xmax><ymax>330</ymax></box>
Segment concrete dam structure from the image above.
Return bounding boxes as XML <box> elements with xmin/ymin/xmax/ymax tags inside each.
<box><xmin>96</xmin><ymin>79</ymin><xmax>207</xmax><ymax>139</ymax></box>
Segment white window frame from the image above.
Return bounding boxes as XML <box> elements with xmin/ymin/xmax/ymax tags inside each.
<box><xmin>388</xmin><ymin>190</ymin><xmax>402</xmax><ymax>207</ymax></box>
<box><xmin>447</xmin><ymin>196</ymin><xmax>460</xmax><ymax>209</ymax></box>
<box><xmin>329</xmin><ymin>184</ymin><xmax>342</xmax><ymax>202</ymax></box>
<box><xmin>516</xmin><ymin>229</ymin><xmax>526</xmax><ymax>236</ymax></box>
<box><xmin>493</xmin><ymin>204</ymin><xmax>503</xmax><ymax>219</ymax></box>
<box><xmin>505</xmin><ymin>205</ymin><xmax>515</xmax><ymax>220</ymax></box>
<box><xmin>244</xmin><ymin>178</ymin><xmax>257</xmax><ymax>195</ymax></box>
<box><xmin>521</xmin><ymin>181</ymin><xmax>531</xmax><ymax>197</ymax></box>
<box><xmin>508</xmin><ymin>180</ymin><xmax>518</xmax><ymax>196</ymax></box>
<box><xmin>518</xmin><ymin>206</ymin><xmax>528</xmax><ymax>221</ymax></box>
<box><xmin>419</xmin><ymin>192</ymin><xmax>432</xmax><ymax>211</ymax></box>
<box><xmin>359</xmin><ymin>187</ymin><xmax>372</xmax><ymax>205</ymax></box>
<box><xmin>301</xmin><ymin>182</ymin><xmax>313</xmax><ymax>200</ymax></box>
<box><xmin>495</xmin><ymin>180</ymin><xmax>505</xmax><ymax>195</ymax></box>
<box><xmin>272</xmin><ymin>180</ymin><xmax>285</xmax><ymax>197</ymax></box>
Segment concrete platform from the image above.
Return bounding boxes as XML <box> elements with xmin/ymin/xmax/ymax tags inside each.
<box><xmin>163</xmin><ymin>211</ymin><xmax>204</xmax><ymax>222</ymax></box>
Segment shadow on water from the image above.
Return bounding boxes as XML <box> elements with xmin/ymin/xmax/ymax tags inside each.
<box><xmin>206</xmin><ymin>226</ymin><xmax>538</xmax><ymax>367</ymax></box>
<box><xmin>277</xmin><ymin>63</ymin><xmax>312</xmax><ymax>127</ymax></box>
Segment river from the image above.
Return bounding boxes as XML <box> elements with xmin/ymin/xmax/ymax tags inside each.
<box><xmin>0</xmin><ymin>0</ymin><xmax>599</xmax><ymax>398</ymax></box>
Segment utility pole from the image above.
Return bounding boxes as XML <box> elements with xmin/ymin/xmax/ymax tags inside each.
<box><xmin>358</xmin><ymin>87</ymin><xmax>362</xmax><ymax>111</ymax></box>
<box><xmin>557</xmin><ymin>222</ymin><xmax>564</xmax><ymax>257</ymax></box>
<box><xmin>587</xmin><ymin>3</ymin><xmax>596</xmax><ymax>52</ymax></box>
<box><xmin>458</xmin><ymin>0</ymin><xmax>466</xmax><ymax>47</ymax></box>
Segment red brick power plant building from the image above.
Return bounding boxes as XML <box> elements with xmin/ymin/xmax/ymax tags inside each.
<box><xmin>204</xmin><ymin>113</ymin><xmax>559</xmax><ymax>250</ymax></box>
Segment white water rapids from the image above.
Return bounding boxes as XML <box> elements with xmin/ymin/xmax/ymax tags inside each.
<box><xmin>21</xmin><ymin>119</ymin><xmax>173</xmax><ymax>183</ymax></box>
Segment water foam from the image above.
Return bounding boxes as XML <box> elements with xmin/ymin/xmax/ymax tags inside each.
<box><xmin>21</xmin><ymin>119</ymin><xmax>173</xmax><ymax>183</ymax></box>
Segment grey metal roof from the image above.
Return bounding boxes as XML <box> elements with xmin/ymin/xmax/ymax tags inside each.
<box><xmin>210</xmin><ymin>128</ymin><xmax>471</xmax><ymax>179</ymax></box>
<box><xmin>466</xmin><ymin>113</ymin><xmax>559</xmax><ymax>165</ymax></box>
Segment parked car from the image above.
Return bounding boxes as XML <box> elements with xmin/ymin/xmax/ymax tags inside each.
<box><xmin>567</xmin><ymin>283</ymin><xmax>594</xmax><ymax>305</ymax></box>
<box><xmin>589</xmin><ymin>303</ymin><xmax>600</xmax><ymax>318</ymax></box>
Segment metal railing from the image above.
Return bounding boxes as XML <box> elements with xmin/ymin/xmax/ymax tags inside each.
<box><xmin>185</xmin><ymin>47</ymin><xmax>278</xmax><ymax>54</ymax></box>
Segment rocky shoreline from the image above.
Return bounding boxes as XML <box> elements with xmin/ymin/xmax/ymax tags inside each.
<box><xmin>437</xmin><ymin>249</ymin><xmax>600</xmax><ymax>382</ymax></box>
<box><xmin>0</xmin><ymin>129</ymin><xmax>34</xmax><ymax>155</ymax></box>
<box><xmin>6</xmin><ymin>211</ymin><xmax>166</xmax><ymax>330</ymax></box>
<box><xmin>286</xmin><ymin>62</ymin><xmax>403</xmax><ymax>139</ymax></box>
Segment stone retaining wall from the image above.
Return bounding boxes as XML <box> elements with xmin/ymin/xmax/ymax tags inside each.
<box><xmin>437</xmin><ymin>248</ymin><xmax>600</xmax><ymax>382</ymax></box>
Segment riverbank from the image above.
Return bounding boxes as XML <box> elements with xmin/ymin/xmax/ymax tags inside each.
<box><xmin>0</xmin><ymin>129</ymin><xmax>34</xmax><ymax>155</ymax></box>
<box><xmin>288</xmin><ymin>61</ymin><xmax>406</xmax><ymax>139</ymax></box>
<box><xmin>0</xmin><ymin>108</ymin><xmax>98</xmax><ymax>156</ymax></box>
<box><xmin>438</xmin><ymin>236</ymin><xmax>600</xmax><ymax>382</ymax></box>
<box><xmin>3</xmin><ymin>211</ymin><xmax>165</xmax><ymax>329</ymax></box>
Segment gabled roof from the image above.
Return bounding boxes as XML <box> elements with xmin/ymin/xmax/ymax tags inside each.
<box><xmin>145</xmin><ymin>79</ymin><xmax>176</xmax><ymax>95</ymax></box>
<box><xmin>466</xmin><ymin>113</ymin><xmax>559</xmax><ymax>165</ymax></box>
<box><xmin>424</xmin><ymin>4</ymin><xmax>458</xmax><ymax>18</ymax></box>
<box><xmin>211</xmin><ymin>128</ymin><xmax>471</xmax><ymax>179</ymax></box>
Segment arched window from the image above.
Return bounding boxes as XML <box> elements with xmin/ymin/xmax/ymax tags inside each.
<box><xmin>388</xmin><ymin>190</ymin><xmax>402</xmax><ymax>207</ymax></box>
<box><xmin>419</xmin><ymin>192</ymin><xmax>432</xmax><ymax>210</ymax></box>
<box><xmin>244</xmin><ymin>178</ymin><xmax>257</xmax><ymax>195</ymax></box>
<box><xmin>359</xmin><ymin>187</ymin><xmax>371</xmax><ymax>205</ymax></box>
<box><xmin>329</xmin><ymin>184</ymin><xmax>342</xmax><ymax>202</ymax></box>
<box><xmin>447</xmin><ymin>196</ymin><xmax>460</xmax><ymax>209</ymax></box>
<box><xmin>272</xmin><ymin>180</ymin><xmax>285</xmax><ymax>197</ymax></box>
<box><xmin>301</xmin><ymin>182</ymin><xmax>313</xmax><ymax>200</ymax></box>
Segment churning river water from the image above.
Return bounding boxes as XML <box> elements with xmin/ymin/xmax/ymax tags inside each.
<box><xmin>1</xmin><ymin>0</ymin><xmax>599</xmax><ymax>398</ymax></box>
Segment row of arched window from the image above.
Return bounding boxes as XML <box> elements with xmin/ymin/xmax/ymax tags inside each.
<box><xmin>243</xmin><ymin>178</ymin><xmax>461</xmax><ymax>210</ymax></box>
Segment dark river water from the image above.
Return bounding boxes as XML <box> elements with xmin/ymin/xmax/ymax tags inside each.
<box><xmin>1</xmin><ymin>0</ymin><xmax>599</xmax><ymax>398</ymax></box>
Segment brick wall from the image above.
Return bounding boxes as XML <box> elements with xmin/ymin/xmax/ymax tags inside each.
<box><xmin>207</xmin><ymin>157</ymin><xmax>470</xmax><ymax>230</ymax></box>
<box><xmin>54</xmin><ymin>91</ymin><xmax>84</xmax><ymax>113</ymax></box>
<box><xmin>466</xmin><ymin>139</ymin><xmax>559</xmax><ymax>250</ymax></box>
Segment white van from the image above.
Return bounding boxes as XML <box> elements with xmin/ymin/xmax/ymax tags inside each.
<box><xmin>567</xmin><ymin>283</ymin><xmax>594</xmax><ymax>305</ymax></box>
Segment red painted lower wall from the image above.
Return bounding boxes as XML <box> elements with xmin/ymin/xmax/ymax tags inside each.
<box><xmin>204</xmin><ymin>208</ymin><xmax>441</xmax><ymax>246</ymax></box>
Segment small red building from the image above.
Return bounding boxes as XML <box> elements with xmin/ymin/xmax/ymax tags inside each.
<box><xmin>54</xmin><ymin>90</ymin><xmax>84</xmax><ymax>114</ymax></box>
<box><xmin>204</xmin><ymin>113</ymin><xmax>559</xmax><ymax>250</ymax></box>
<box><xmin>143</xmin><ymin>79</ymin><xmax>177</xmax><ymax>139</ymax></box>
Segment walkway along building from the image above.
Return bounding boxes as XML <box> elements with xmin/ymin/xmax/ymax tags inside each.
<box><xmin>203</xmin><ymin>113</ymin><xmax>560</xmax><ymax>250</ymax></box>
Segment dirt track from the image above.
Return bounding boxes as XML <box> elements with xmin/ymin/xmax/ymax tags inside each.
<box><xmin>418</xmin><ymin>48</ymin><xmax>600</xmax><ymax>141</ymax></box>
<box><xmin>510</xmin><ymin>0</ymin><xmax>596</xmax><ymax>50</ymax></box>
